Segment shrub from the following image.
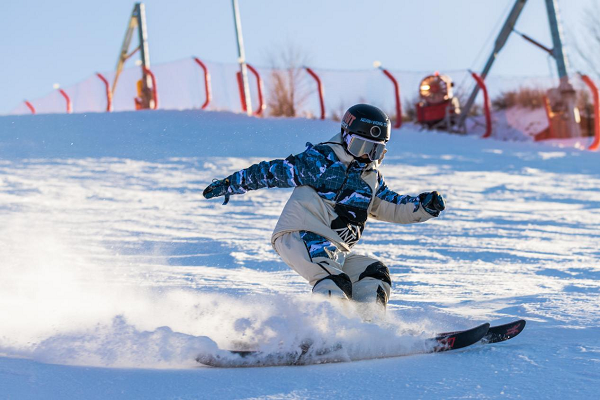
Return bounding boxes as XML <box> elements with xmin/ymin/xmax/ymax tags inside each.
<box><xmin>492</xmin><ymin>87</ymin><xmax>546</xmax><ymax>110</ymax></box>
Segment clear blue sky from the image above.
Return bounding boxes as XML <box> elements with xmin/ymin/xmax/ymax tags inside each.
<box><xmin>0</xmin><ymin>0</ymin><xmax>595</xmax><ymax>114</ymax></box>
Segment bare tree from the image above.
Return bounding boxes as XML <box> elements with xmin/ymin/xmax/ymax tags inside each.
<box><xmin>572</xmin><ymin>2</ymin><xmax>600</xmax><ymax>79</ymax></box>
<box><xmin>265</xmin><ymin>43</ymin><xmax>313</xmax><ymax>117</ymax></box>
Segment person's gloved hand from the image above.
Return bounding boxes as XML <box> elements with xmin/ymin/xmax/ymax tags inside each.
<box><xmin>203</xmin><ymin>178</ymin><xmax>231</xmax><ymax>204</ymax></box>
<box><xmin>419</xmin><ymin>191</ymin><xmax>445</xmax><ymax>216</ymax></box>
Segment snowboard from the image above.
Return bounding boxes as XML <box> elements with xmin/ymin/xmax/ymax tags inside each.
<box><xmin>196</xmin><ymin>322</ymin><xmax>491</xmax><ymax>368</ymax></box>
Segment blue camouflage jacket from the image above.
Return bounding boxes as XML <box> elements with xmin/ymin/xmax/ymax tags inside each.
<box><xmin>221</xmin><ymin>134</ymin><xmax>434</xmax><ymax>251</ymax></box>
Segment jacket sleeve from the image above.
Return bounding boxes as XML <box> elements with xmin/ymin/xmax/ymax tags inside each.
<box><xmin>225</xmin><ymin>143</ymin><xmax>336</xmax><ymax>195</ymax></box>
<box><xmin>369</xmin><ymin>171</ymin><xmax>434</xmax><ymax>224</ymax></box>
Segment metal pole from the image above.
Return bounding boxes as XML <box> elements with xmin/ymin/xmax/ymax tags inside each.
<box><xmin>545</xmin><ymin>0</ymin><xmax>568</xmax><ymax>78</ymax></box>
<box><xmin>458</xmin><ymin>0</ymin><xmax>528</xmax><ymax>129</ymax></box>
<box><xmin>545</xmin><ymin>0</ymin><xmax>581</xmax><ymax>137</ymax></box>
<box><xmin>136</xmin><ymin>3</ymin><xmax>151</xmax><ymax>70</ymax></box>
<box><xmin>112</xmin><ymin>4</ymin><xmax>138</xmax><ymax>96</ymax></box>
<box><xmin>232</xmin><ymin>0</ymin><xmax>253</xmax><ymax>116</ymax></box>
<box><xmin>136</xmin><ymin>2</ymin><xmax>154</xmax><ymax>109</ymax></box>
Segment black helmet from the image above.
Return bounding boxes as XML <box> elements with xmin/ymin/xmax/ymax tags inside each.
<box><xmin>341</xmin><ymin>104</ymin><xmax>391</xmax><ymax>142</ymax></box>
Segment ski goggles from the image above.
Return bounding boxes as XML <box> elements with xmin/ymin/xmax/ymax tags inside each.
<box><xmin>344</xmin><ymin>133</ymin><xmax>386</xmax><ymax>161</ymax></box>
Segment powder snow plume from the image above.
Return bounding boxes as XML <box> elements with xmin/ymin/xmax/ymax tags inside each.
<box><xmin>0</xmin><ymin>216</ymin><xmax>435</xmax><ymax>369</ymax></box>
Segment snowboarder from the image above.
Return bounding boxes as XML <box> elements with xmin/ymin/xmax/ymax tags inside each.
<box><xmin>203</xmin><ymin>104</ymin><xmax>445</xmax><ymax>315</ymax></box>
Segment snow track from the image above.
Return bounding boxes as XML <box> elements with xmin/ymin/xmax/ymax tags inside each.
<box><xmin>1</xmin><ymin>110</ymin><xmax>599</xmax><ymax>399</ymax></box>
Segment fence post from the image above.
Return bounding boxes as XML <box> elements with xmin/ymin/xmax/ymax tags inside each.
<box><xmin>193</xmin><ymin>57</ymin><xmax>212</xmax><ymax>109</ymax></box>
<box><xmin>378</xmin><ymin>67</ymin><xmax>402</xmax><ymax>129</ymax></box>
<box><xmin>142</xmin><ymin>66</ymin><xmax>158</xmax><ymax>109</ymax></box>
<box><xmin>58</xmin><ymin>89</ymin><xmax>72</xmax><ymax>114</ymax></box>
<box><xmin>96</xmin><ymin>73</ymin><xmax>113</xmax><ymax>112</ymax></box>
<box><xmin>580</xmin><ymin>74</ymin><xmax>600</xmax><ymax>151</ymax></box>
<box><xmin>236</xmin><ymin>71</ymin><xmax>247</xmax><ymax>112</ymax></box>
<box><xmin>470</xmin><ymin>71</ymin><xmax>492</xmax><ymax>138</ymax></box>
<box><xmin>246</xmin><ymin>64</ymin><xmax>265</xmax><ymax>116</ymax></box>
<box><xmin>24</xmin><ymin>101</ymin><xmax>36</xmax><ymax>114</ymax></box>
<box><xmin>305</xmin><ymin>67</ymin><xmax>325</xmax><ymax>120</ymax></box>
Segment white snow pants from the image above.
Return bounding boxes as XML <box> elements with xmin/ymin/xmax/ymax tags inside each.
<box><xmin>273</xmin><ymin>231</ymin><xmax>391</xmax><ymax>307</ymax></box>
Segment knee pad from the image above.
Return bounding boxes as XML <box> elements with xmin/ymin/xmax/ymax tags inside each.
<box><xmin>312</xmin><ymin>273</ymin><xmax>352</xmax><ymax>300</ymax></box>
<box><xmin>358</xmin><ymin>261</ymin><xmax>391</xmax><ymax>286</ymax></box>
<box><xmin>354</xmin><ymin>262</ymin><xmax>392</xmax><ymax>307</ymax></box>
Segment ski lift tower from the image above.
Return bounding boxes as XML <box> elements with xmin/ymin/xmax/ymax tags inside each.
<box><xmin>458</xmin><ymin>0</ymin><xmax>581</xmax><ymax>138</ymax></box>
<box><xmin>113</xmin><ymin>2</ymin><xmax>156</xmax><ymax>110</ymax></box>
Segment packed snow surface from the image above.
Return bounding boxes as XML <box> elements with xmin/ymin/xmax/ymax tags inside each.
<box><xmin>1</xmin><ymin>110</ymin><xmax>599</xmax><ymax>399</ymax></box>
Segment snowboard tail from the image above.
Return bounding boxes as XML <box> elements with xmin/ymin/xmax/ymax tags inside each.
<box><xmin>431</xmin><ymin>322</ymin><xmax>490</xmax><ymax>352</ymax></box>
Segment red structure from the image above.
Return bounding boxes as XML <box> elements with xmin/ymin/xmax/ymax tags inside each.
<box><xmin>581</xmin><ymin>74</ymin><xmax>600</xmax><ymax>151</ymax></box>
<box><xmin>24</xmin><ymin>101</ymin><xmax>36</xmax><ymax>114</ymax></box>
<box><xmin>96</xmin><ymin>73</ymin><xmax>113</xmax><ymax>112</ymax></box>
<box><xmin>305</xmin><ymin>67</ymin><xmax>325</xmax><ymax>120</ymax></box>
<box><xmin>470</xmin><ymin>72</ymin><xmax>492</xmax><ymax>138</ymax></box>
<box><xmin>193</xmin><ymin>57</ymin><xmax>212</xmax><ymax>110</ymax></box>
<box><xmin>237</xmin><ymin>63</ymin><xmax>265</xmax><ymax>116</ymax></box>
<box><xmin>142</xmin><ymin>66</ymin><xmax>158</xmax><ymax>110</ymax></box>
<box><xmin>58</xmin><ymin>89</ymin><xmax>72</xmax><ymax>114</ymax></box>
<box><xmin>379</xmin><ymin>68</ymin><xmax>402</xmax><ymax>129</ymax></box>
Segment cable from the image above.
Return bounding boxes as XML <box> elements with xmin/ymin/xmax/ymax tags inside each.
<box><xmin>456</xmin><ymin>0</ymin><xmax>515</xmax><ymax>100</ymax></box>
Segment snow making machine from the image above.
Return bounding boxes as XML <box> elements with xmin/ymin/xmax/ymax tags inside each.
<box><xmin>415</xmin><ymin>73</ymin><xmax>461</xmax><ymax>129</ymax></box>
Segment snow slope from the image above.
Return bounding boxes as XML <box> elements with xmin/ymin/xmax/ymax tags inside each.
<box><xmin>1</xmin><ymin>110</ymin><xmax>599</xmax><ymax>399</ymax></box>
